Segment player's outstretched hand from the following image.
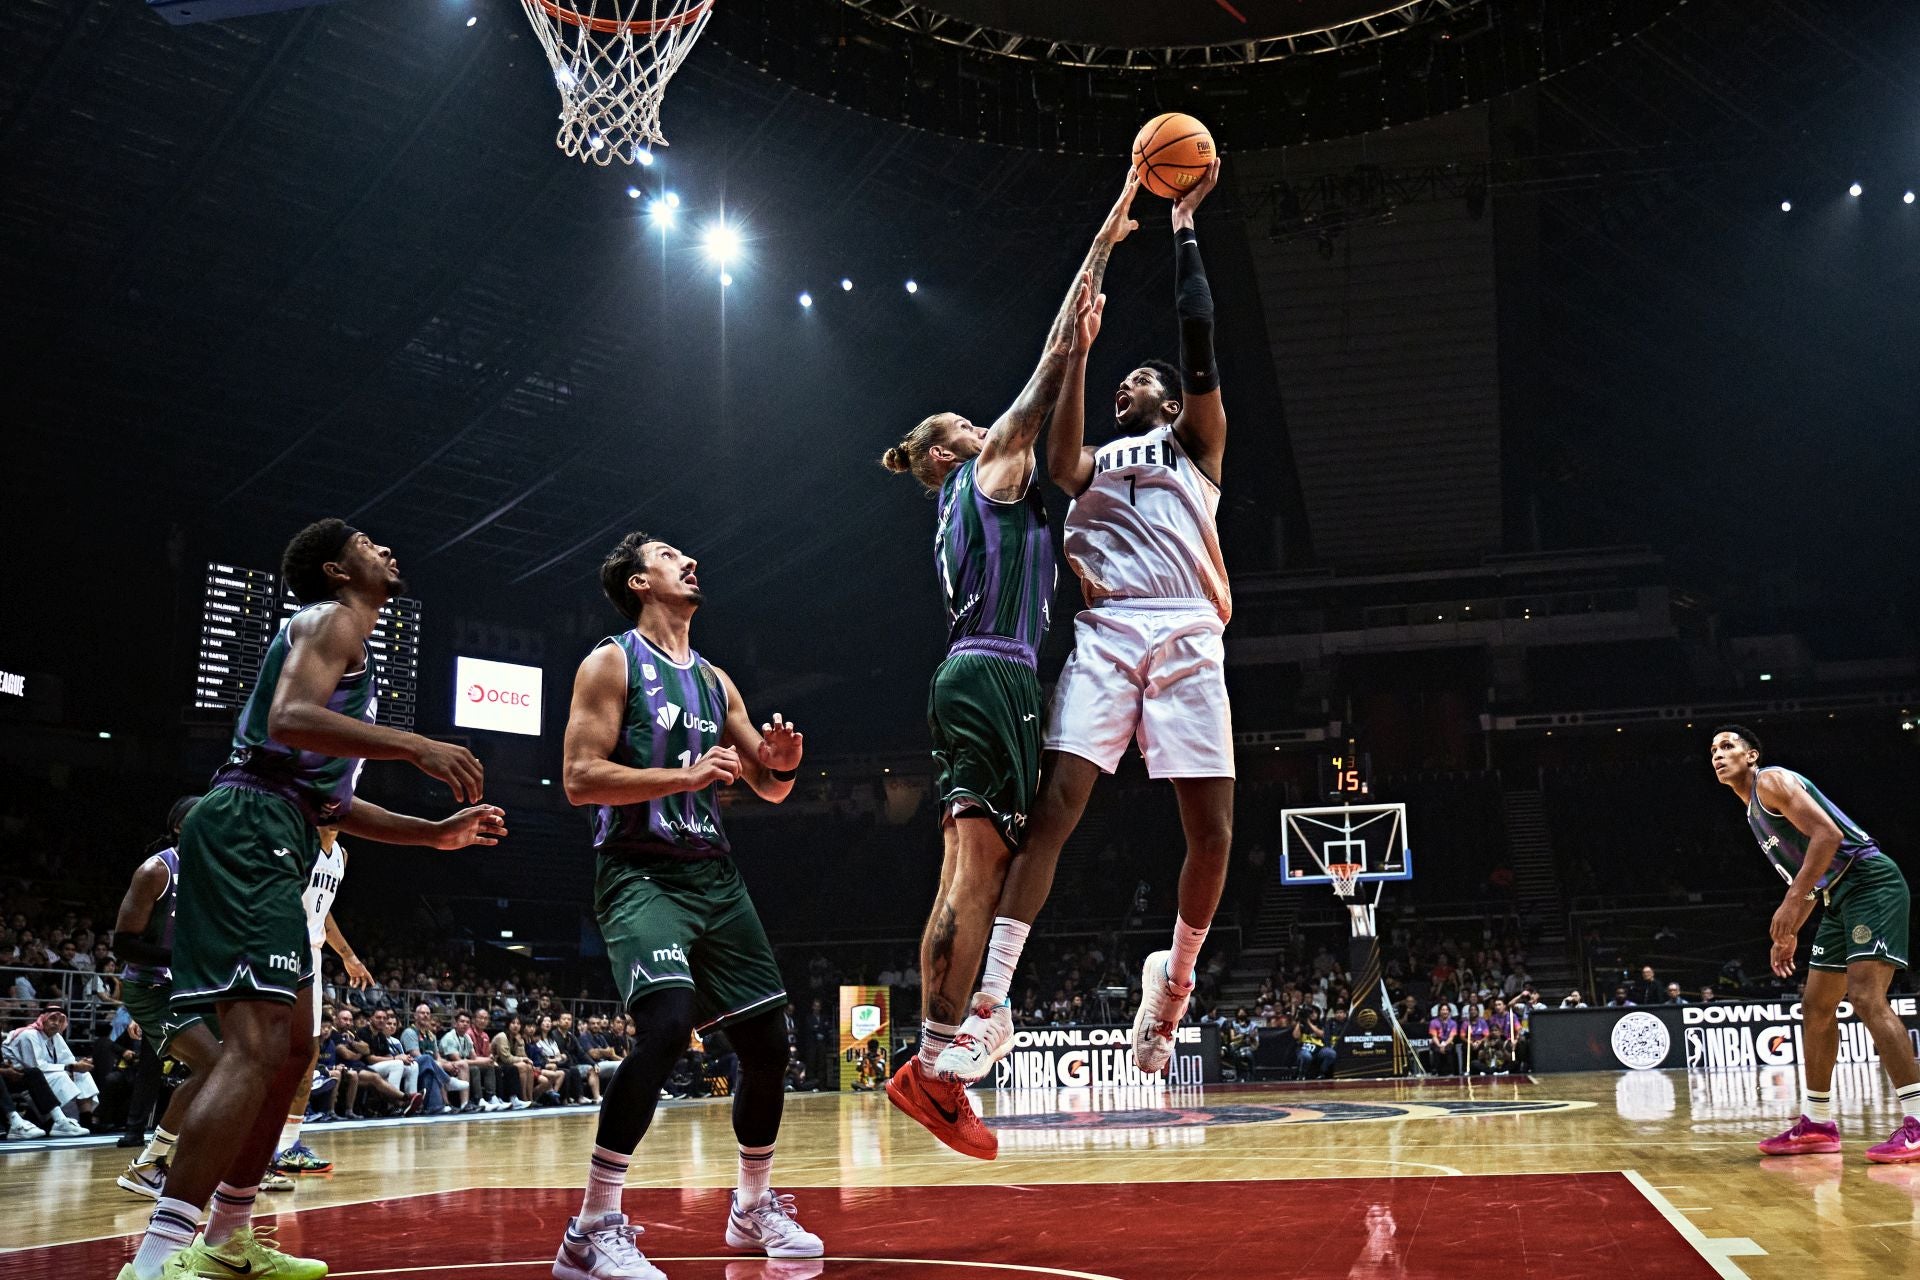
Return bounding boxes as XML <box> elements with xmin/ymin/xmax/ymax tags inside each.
<box><xmin>1171</xmin><ymin>157</ymin><xmax>1222</xmax><ymax>231</ymax></box>
<box><xmin>684</xmin><ymin>745</ymin><xmax>744</xmax><ymax>790</ymax></box>
<box><xmin>411</xmin><ymin>737</ymin><xmax>485</xmax><ymax>804</ymax></box>
<box><xmin>434</xmin><ymin>804</ymin><xmax>508</xmax><ymax>850</ymax></box>
<box><xmin>1100</xmin><ymin>170</ymin><xmax>1141</xmax><ymax>246</ymax></box>
<box><xmin>344</xmin><ymin>955</ymin><xmax>374</xmax><ymax>989</ymax></box>
<box><xmin>758</xmin><ymin>712</ymin><xmax>804</xmax><ymax>773</ymax></box>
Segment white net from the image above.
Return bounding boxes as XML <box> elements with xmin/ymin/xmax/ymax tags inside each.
<box><xmin>519</xmin><ymin>0</ymin><xmax>714</xmax><ymax>165</ymax></box>
<box><xmin>1328</xmin><ymin>862</ymin><xmax>1362</xmax><ymax>899</ymax></box>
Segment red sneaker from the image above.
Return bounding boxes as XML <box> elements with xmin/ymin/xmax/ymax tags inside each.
<box><xmin>1865</xmin><ymin>1115</ymin><xmax>1920</xmax><ymax>1164</ymax></box>
<box><xmin>885</xmin><ymin>1058</ymin><xmax>997</xmax><ymax>1160</ymax></box>
<box><xmin>1757</xmin><ymin>1115</ymin><xmax>1841</xmax><ymax>1156</ymax></box>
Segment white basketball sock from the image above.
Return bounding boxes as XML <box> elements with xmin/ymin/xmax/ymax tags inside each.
<box><xmin>980</xmin><ymin>918</ymin><xmax>1030</xmax><ymax>1006</ymax></box>
<box><xmin>1804</xmin><ymin>1087</ymin><xmax>1833</xmax><ymax>1123</ymax></box>
<box><xmin>581</xmin><ymin>1144</ymin><xmax>631</xmax><ymax>1222</ymax></box>
<box><xmin>132</xmin><ymin>1197</ymin><xmax>199</xmax><ymax>1279</ymax></box>
<box><xmin>736</xmin><ymin>1141</ymin><xmax>775</xmax><ymax>1205</ymax></box>
<box><xmin>918</xmin><ymin>1020</ymin><xmax>959</xmax><ymax>1072</ymax></box>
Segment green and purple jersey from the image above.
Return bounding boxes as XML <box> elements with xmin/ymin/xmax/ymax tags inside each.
<box><xmin>934</xmin><ymin>457</ymin><xmax>1054</xmax><ymax>668</ymax></box>
<box><xmin>590</xmin><ymin>631</ymin><xmax>732</xmax><ymax>862</ymax></box>
<box><xmin>214</xmin><ymin>602</ymin><xmax>376</xmax><ymax>825</ymax></box>
<box><xmin>1747</xmin><ymin>766</ymin><xmax>1883</xmax><ymax>892</ymax></box>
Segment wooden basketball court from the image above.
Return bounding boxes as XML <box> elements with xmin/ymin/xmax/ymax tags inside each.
<box><xmin>6</xmin><ymin>1070</ymin><xmax>1916</xmax><ymax>1277</ymax></box>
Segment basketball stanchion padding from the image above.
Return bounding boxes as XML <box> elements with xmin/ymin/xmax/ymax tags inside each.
<box><xmin>519</xmin><ymin>0</ymin><xmax>713</xmax><ymax>164</ymax></box>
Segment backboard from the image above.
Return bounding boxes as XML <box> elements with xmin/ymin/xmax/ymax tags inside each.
<box><xmin>1279</xmin><ymin>802</ymin><xmax>1412</xmax><ymax>885</ymax></box>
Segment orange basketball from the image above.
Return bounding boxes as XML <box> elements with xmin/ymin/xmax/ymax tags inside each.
<box><xmin>1132</xmin><ymin>112</ymin><xmax>1215</xmax><ymax>201</ymax></box>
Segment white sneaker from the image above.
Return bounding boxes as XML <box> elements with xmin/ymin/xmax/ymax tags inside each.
<box><xmin>49</xmin><ymin>1113</ymin><xmax>88</xmax><ymax>1137</ymax></box>
<box><xmin>510</xmin><ymin>1097</ymin><xmax>532</xmax><ymax>1110</ymax></box>
<box><xmin>553</xmin><ymin>1212</ymin><xmax>668</xmax><ymax>1280</ymax></box>
<box><xmin>1129</xmin><ymin>950</ymin><xmax>1192</xmax><ymax>1076</ymax></box>
<box><xmin>484</xmin><ymin>1098</ymin><xmax>506</xmax><ymax>1112</ymax></box>
<box><xmin>7</xmin><ymin>1113</ymin><xmax>47</xmax><ymax>1140</ymax></box>
<box><xmin>116</xmin><ymin>1156</ymin><xmax>166</xmax><ymax>1199</ymax></box>
<box><xmin>725</xmin><ymin>1189</ymin><xmax>824</xmax><ymax>1259</ymax></box>
<box><xmin>933</xmin><ymin>999</ymin><xmax>1015</xmax><ymax>1082</ymax></box>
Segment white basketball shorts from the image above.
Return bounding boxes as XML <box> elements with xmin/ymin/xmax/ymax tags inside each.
<box><xmin>1043</xmin><ymin>600</ymin><xmax>1234</xmax><ymax>779</ymax></box>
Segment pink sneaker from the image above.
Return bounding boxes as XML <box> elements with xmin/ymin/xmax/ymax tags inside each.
<box><xmin>1758</xmin><ymin>1115</ymin><xmax>1841</xmax><ymax>1156</ymax></box>
<box><xmin>1865</xmin><ymin>1115</ymin><xmax>1920</xmax><ymax>1164</ymax></box>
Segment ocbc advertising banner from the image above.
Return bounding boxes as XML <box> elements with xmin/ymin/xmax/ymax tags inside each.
<box><xmin>1532</xmin><ymin>997</ymin><xmax>1920</xmax><ymax>1073</ymax></box>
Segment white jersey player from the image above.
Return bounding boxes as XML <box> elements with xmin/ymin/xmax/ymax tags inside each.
<box><xmin>947</xmin><ymin>159</ymin><xmax>1235</xmax><ymax>1082</ymax></box>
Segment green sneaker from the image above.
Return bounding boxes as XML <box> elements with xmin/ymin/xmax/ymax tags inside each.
<box><xmin>193</xmin><ymin>1225</ymin><xmax>327</xmax><ymax>1279</ymax></box>
<box><xmin>116</xmin><ymin>1240</ymin><xmax>214</xmax><ymax>1280</ymax></box>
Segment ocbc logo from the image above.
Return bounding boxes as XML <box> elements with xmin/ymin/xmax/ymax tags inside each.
<box><xmin>466</xmin><ymin>684</ymin><xmax>532</xmax><ymax>706</ymax></box>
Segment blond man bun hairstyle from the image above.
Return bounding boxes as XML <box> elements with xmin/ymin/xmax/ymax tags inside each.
<box><xmin>880</xmin><ymin>413</ymin><xmax>955</xmax><ymax>491</ymax></box>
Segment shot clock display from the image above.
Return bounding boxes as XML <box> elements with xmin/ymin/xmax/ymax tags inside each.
<box><xmin>1319</xmin><ymin>748</ymin><xmax>1372</xmax><ymax>802</ymax></box>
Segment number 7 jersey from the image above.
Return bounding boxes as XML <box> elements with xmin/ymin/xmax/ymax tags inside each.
<box><xmin>1062</xmin><ymin>424</ymin><xmax>1231</xmax><ymax>622</ymax></box>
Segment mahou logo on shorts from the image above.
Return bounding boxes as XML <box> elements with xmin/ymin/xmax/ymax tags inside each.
<box><xmin>453</xmin><ymin>656</ymin><xmax>544</xmax><ymax>737</ymax></box>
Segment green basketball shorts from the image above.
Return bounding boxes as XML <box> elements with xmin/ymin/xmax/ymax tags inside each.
<box><xmin>168</xmin><ymin>783</ymin><xmax>318</xmax><ymax>1017</ymax></box>
<box><xmin>122</xmin><ymin>977</ymin><xmax>219</xmax><ymax>1059</ymax></box>
<box><xmin>594</xmin><ymin>854</ymin><xmax>788</xmax><ymax>1033</ymax></box>
<box><xmin>1810</xmin><ymin>854</ymin><xmax>1910</xmax><ymax>972</ymax></box>
<box><xmin>927</xmin><ymin>651</ymin><xmax>1042</xmax><ymax>851</ymax></box>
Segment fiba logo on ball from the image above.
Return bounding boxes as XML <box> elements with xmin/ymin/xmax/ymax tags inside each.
<box><xmin>1610</xmin><ymin>1011</ymin><xmax>1671</xmax><ymax>1071</ymax></box>
<box><xmin>1851</xmin><ymin>924</ymin><xmax>1873</xmax><ymax>945</ymax></box>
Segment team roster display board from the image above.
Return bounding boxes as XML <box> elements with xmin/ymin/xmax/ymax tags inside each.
<box><xmin>192</xmin><ymin>561</ymin><xmax>421</xmax><ymax>731</ymax></box>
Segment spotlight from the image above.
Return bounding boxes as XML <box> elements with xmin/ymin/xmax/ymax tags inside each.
<box><xmin>635</xmin><ymin>148</ymin><xmax>655</xmax><ymax>167</ymax></box>
<box><xmin>720</xmin><ymin>271</ymin><xmax>733</xmax><ymax>287</ymax></box>
<box><xmin>627</xmin><ymin>186</ymin><xmax>642</xmax><ymax>200</ymax></box>
<box><xmin>1906</xmin><ymin>191</ymin><xmax>1916</xmax><ymax>205</ymax></box>
<box><xmin>905</xmin><ymin>279</ymin><xmax>919</xmax><ymax>294</ymax></box>
<box><xmin>799</xmin><ymin>292</ymin><xmax>813</xmax><ymax>308</ymax></box>
<box><xmin>465</xmin><ymin>14</ymin><xmax>477</xmax><ymax>26</ymax></box>
<box><xmin>97</xmin><ymin>731</ymin><xmax>112</xmax><ymax>740</ymax></box>
<box><xmin>664</xmin><ymin>192</ymin><xmax>680</xmax><ymax>209</ymax></box>
<box><xmin>841</xmin><ymin>278</ymin><xmax>853</xmax><ymax>291</ymax></box>
<box><xmin>1780</xmin><ymin>200</ymin><xmax>1792</xmax><ymax>212</ymax></box>
<box><xmin>1849</xmin><ymin>182</ymin><xmax>1862</xmax><ymax>198</ymax></box>
<box><xmin>701</xmin><ymin>221</ymin><xmax>742</xmax><ymax>265</ymax></box>
<box><xmin>647</xmin><ymin>198</ymin><xmax>674</xmax><ymax>229</ymax></box>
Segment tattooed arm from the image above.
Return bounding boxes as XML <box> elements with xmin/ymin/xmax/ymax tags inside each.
<box><xmin>976</xmin><ymin>172</ymin><xmax>1140</xmax><ymax>501</ymax></box>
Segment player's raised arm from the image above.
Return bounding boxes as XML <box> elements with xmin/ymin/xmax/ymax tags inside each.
<box><xmin>1046</xmin><ymin>276</ymin><xmax>1105</xmax><ymax>498</ymax></box>
<box><xmin>1168</xmin><ymin>157</ymin><xmax>1226</xmax><ymax>482</ymax></box>
<box><xmin>981</xmin><ymin>171</ymin><xmax>1140</xmax><ymax>501</ymax></box>
<box><xmin>271</xmin><ymin>604</ymin><xmax>487</xmax><ymax>803</ymax></box>
<box><xmin>714</xmin><ymin>666</ymin><xmax>802</xmax><ymax>803</ymax></box>
<box><xmin>562</xmin><ymin>643</ymin><xmax>739</xmax><ymax>807</ymax></box>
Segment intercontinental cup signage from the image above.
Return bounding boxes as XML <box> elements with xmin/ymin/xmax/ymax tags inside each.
<box><xmin>1532</xmin><ymin>998</ymin><xmax>1920</xmax><ymax>1073</ymax></box>
<box><xmin>983</xmin><ymin>1023</ymin><xmax>1221</xmax><ymax>1090</ymax></box>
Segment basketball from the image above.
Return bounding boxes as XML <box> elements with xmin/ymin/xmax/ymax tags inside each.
<box><xmin>1132</xmin><ymin>112</ymin><xmax>1215</xmax><ymax>201</ymax></box>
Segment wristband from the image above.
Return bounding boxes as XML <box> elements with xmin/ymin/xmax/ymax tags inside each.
<box><xmin>770</xmin><ymin>766</ymin><xmax>797</xmax><ymax>782</ymax></box>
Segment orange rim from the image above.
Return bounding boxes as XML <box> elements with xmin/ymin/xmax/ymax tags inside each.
<box><xmin>531</xmin><ymin>0</ymin><xmax>712</xmax><ymax>36</ymax></box>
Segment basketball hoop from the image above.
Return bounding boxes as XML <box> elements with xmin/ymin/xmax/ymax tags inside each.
<box><xmin>1328</xmin><ymin>862</ymin><xmax>1363</xmax><ymax>899</ymax></box>
<box><xmin>518</xmin><ymin>0</ymin><xmax>714</xmax><ymax>165</ymax></box>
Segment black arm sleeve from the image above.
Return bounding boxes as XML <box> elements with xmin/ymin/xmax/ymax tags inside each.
<box><xmin>1174</xmin><ymin>229</ymin><xmax>1218</xmax><ymax>396</ymax></box>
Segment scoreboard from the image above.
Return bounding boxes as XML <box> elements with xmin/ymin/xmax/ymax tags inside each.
<box><xmin>194</xmin><ymin>561</ymin><xmax>421</xmax><ymax>731</ymax></box>
<box><xmin>194</xmin><ymin>563</ymin><xmax>279</xmax><ymax>712</ymax></box>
